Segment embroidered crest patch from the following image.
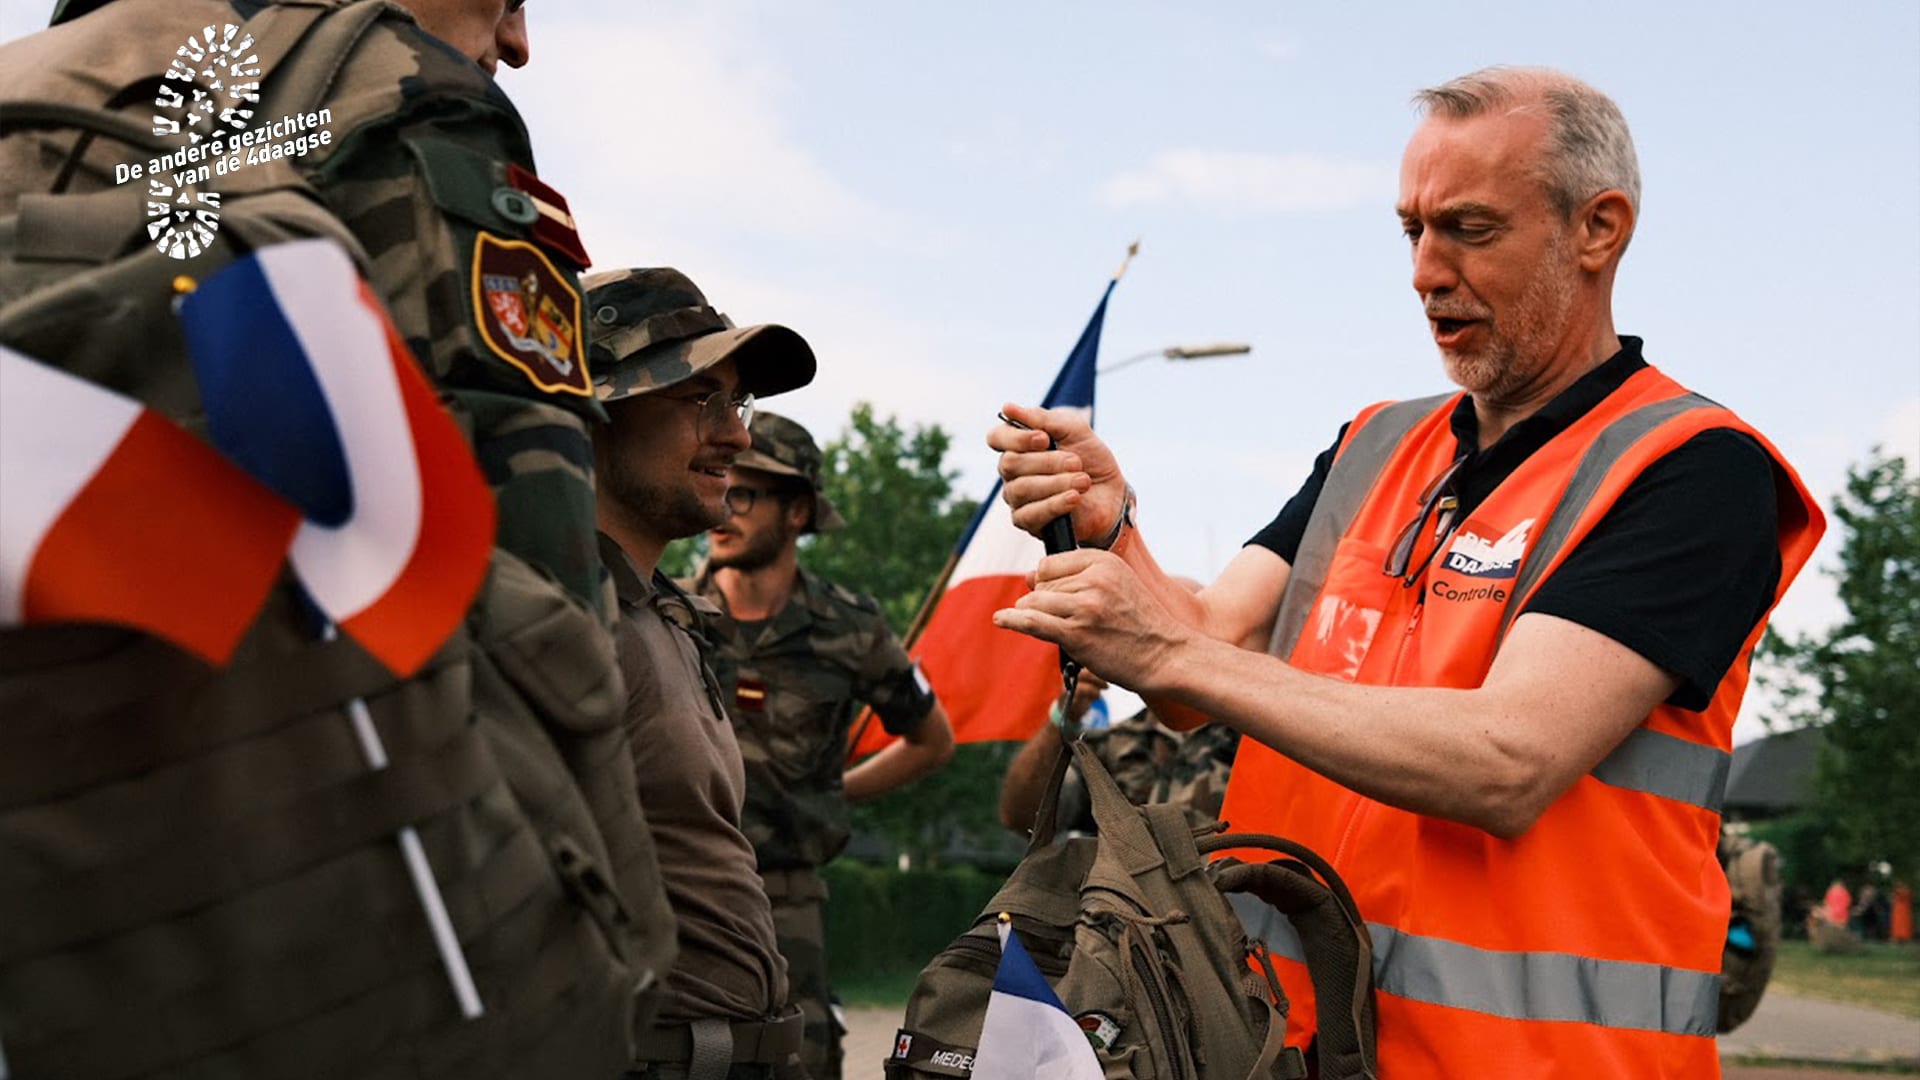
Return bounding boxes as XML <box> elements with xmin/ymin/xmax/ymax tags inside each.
<box><xmin>471</xmin><ymin>232</ymin><xmax>590</xmax><ymax>396</ymax></box>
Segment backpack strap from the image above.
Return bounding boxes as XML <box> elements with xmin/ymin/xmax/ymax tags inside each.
<box><xmin>1206</xmin><ymin>833</ymin><xmax>1380</xmax><ymax>1080</ymax></box>
<box><xmin>219</xmin><ymin>0</ymin><xmax>391</xmax><ymax>201</ymax></box>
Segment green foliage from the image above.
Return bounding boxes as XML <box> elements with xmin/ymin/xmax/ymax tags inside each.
<box><xmin>800</xmin><ymin>402</ymin><xmax>980</xmax><ymax>637</ymax></box>
<box><xmin>658</xmin><ymin>533</ymin><xmax>706</xmax><ymax>580</ymax></box>
<box><xmin>1760</xmin><ymin>449</ymin><xmax>1920</xmax><ymax>879</ymax></box>
<box><xmin>850</xmin><ymin>741</ymin><xmax>1023</xmax><ymax>870</ymax></box>
<box><xmin>1750</xmin><ymin>811</ymin><xmax>1847</xmax><ymax>903</ymax></box>
<box><xmin>822</xmin><ymin>861</ymin><xmax>1005</xmax><ymax>987</ymax></box>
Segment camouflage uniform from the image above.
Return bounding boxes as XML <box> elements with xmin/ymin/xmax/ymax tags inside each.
<box><xmin>0</xmin><ymin>3</ymin><xmax>672</xmax><ymax>1075</ymax></box>
<box><xmin>690</xmin><ymin>415</ymin><xmax>936</xmax><ymax>1080</ymax></box>
<box><xmin>1058</xmin><ymin>711</ymin><xmax>1242</xmax><ymax>831</ymax></box>
<box><xmin>585</xmin><ymin>269</ymin><xmax>814</xmax><ymax>1079</ymax></box>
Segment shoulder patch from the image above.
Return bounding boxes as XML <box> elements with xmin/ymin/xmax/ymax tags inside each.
<box><xmin>506</xmin><ymin>163</ymin><xmax>591</xmax><ymax>269</ymax></box>
<box><xmin>471</xmin><ymin>232</ymin><xmax>591</xmax><ymax>396</ymax></box>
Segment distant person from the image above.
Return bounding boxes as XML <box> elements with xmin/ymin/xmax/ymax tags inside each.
<box><xmin>588</xmin><ymin>267</ymin><xmax>817</xmax><ymax>1078</ymax></box>
<box><xmin>1824</xmin><ymin>878</ymin><xmax>1853</xmax><ymax>927</ymax></box>
<box><xmin>689</xmin><ymin>410</ymin><xmax>955</xmax><ymax>1080</ymax></box>
<box><xmin>990</xmin><ymin>65</ymin><xmax>1823</xmax><ymax>1077</ymax></box>
<box><xmin>998</xmin><ymin>671</ymin><xmax>1239</xmax><ymax>835</ymax></box>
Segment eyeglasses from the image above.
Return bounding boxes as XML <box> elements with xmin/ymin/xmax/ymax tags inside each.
<box><xmin>659</xmin><ymin>387</ymin><xmax>754</xmax><ymax>435</ymax></box>
<box><xmin>1382</xmin><ymin>453</ymin><xmax>1468</xmax><ymax>586</ymax></box>
<box><xmin>724</xmin><ymin>485</ymin><xmax>778</xmax><ymax>516</ymax></box>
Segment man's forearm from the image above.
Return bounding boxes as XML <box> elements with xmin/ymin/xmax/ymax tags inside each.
<box><xmin>1142</xmin><ymin>615</ymin><xmax>1671</xmax><ymax>838</ymax></box>
<box><xmin>843</xmin><ymin>710</ymin><xmax>955</xmax><ymax>801</ymax></box>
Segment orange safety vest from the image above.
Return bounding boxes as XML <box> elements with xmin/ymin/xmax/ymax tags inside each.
<box><xmin>1220</xmin><ymin>365</ymin><xmax>1823</xmax><ymax>1078</ymax></box>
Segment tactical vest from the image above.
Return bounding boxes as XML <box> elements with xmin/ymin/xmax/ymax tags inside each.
<box><xmin>1220</xmin><ymin>364</ymin><xmax>1822</xmax><ymax>1077</ymax></box>
<box><xmin>0</xmin><ymin>2</ymin><xmax>671</xmax><ymax>1075</ymax></box>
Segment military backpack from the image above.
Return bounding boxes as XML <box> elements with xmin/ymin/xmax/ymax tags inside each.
<box><xmin>0</xmin><ymin>3</ymin><xmax>671</xmax><ymax>1076</ymax></box>
<box><xmin>1716</xmin><ymin>829</ymin><xmax>1783</xmax><ymax>1033</ymax></box>
<box><xmin>887</xmin><ymin>739</ymin><xmax>1378</xmax><ymax>1080</ymax></box>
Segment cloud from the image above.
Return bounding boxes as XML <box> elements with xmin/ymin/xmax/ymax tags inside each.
<box><xmin>1099</xmin><ymin>150</ymin><xmax>1393</xmax><ymax>214</ymax></box>
<box><xmin>505</xmin><ymin>9</ymin><xmax>938</xmax><ymax>254</ymax></box>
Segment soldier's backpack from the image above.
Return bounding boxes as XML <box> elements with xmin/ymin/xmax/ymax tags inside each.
<box><xmin>1717</xmin><ymin>829</ymin><xmax>1783</xmax><ymax>1033</ymax></box>
<box><xmin>0</xmin><ymin>2</ymin><xmax>672</xmax><ymax>1076</ymax></box>
<box><xmin>887</xmin><ymin>739</ymin><xmax>1378</xmax><ymax>1080</ymax></box>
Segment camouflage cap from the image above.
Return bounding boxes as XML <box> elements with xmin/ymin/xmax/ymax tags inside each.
<box><xmin>583</xmin><ymin>267</ymin><xmax>816</xmax><ymax>403</ymax></box>
<box><xmin>733</xmin><ymin>411</ymin><xmax>845</xmax><ymax>533</ymax></box>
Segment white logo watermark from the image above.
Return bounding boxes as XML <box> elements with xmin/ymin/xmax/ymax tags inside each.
<box><xmin>134</xmin><ymin>24</ymin><xmax>336</xmax><ymax>259</ymax></box>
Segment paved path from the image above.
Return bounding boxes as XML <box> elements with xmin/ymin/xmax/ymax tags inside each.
<box><xmin>843</xmin><ymin>986</ymin><xmax>1920</xmax><ymax>1078</ymax></box>
<box><xmin>1719</xmin><ymin>987</ymin><xmax>1920</xmax><ymax>1068</ymax></box>
<box><xmin>844</xmin><ymin>1005</ymin><xmax>906</xmax><ymax>1080</ymax></box>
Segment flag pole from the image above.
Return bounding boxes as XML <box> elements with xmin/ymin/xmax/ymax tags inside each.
<box><xmin>848</xmin><ymin>241</ymin><xmax>1137</xmax><ymax>762</ymax></box>
<box><xmin>328</xmin><ymin>626</ymin><xmax>484</xmax><ymax>1019</ymax></box>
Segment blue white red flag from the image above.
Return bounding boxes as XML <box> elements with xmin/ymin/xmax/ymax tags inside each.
<box><xmin>0</xmin><ymin>344</ymin><xmax>299</xmax><ymax>663</ymax></box>
<box><xmin>971</xmin><ymin>919</ymin><xmax>1105</xmax><ymax>1080</ymax></box>
<box><xmin>179</xmin><ymin>238</ymin><xmax>495</xmax><ymax>676</ymax></box>
<box><xmin>853</xmin><ymin>279</ymin><xmax>1110</xmax><ymax>755</ymax></box>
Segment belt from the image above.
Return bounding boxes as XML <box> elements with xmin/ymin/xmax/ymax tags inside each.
<box><xmin>634</xmin><ymin>1007</ymin><xmax>804</xmax><ymax>1077</ymax></box>
<box><xmin>756</xmin><ymin>867</ymin><xmax>828</xmax><ymax>902</ymax></box>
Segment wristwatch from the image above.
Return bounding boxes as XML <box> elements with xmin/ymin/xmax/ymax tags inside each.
<box><xmin>1086</xmin><ymin>483</ymin><xmax>1137</xmax><ymax>551</ymax></box>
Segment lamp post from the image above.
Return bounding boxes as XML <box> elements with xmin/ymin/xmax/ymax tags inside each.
<box><xmin>1098</xmin><ymin>341</ymin><xmax>1251</xmax><ymax>375</ymax></box>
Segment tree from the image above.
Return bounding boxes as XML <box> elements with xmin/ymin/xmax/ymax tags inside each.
<box><xmin>800</xmin><ymin>402</ymin><xmax>979</xmax><ymax>636</ymax></box>
<box><xmin>1760</xmin><ymin>448</ymin><xmax>1920</xmax><ymax>879</ymax></box>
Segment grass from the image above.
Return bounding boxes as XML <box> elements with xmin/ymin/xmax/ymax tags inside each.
<box><xmin>1771</xmin><ymin>940</ymin><xmax>1920</xmax><ymax>1019</ymax></box>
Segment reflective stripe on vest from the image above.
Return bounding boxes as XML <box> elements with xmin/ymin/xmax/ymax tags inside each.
<box><xmin>1267</xmin><ymin>393</ymin><xmax>1453</xmax><ymax>659</ymax></box>
<box><xmin>1496</xmin><ymin>392</ymin><xmax>1719</xmax><ymax>642</ymax></box>
<box><xmin>1229</xmin><ymin>894</ymin><xmax>1719</xmax><ymax>1037</ymax></box>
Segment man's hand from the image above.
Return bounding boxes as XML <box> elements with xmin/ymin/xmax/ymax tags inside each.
<box><xmin>993</xmin><ymin>549</ymin><xmax>1192</xmax><ymax>692</ymax></box>
<box><xmin>989</xmin><ymin>402</ymin><xmax>1128</xmax><ymax>545</ymax></box>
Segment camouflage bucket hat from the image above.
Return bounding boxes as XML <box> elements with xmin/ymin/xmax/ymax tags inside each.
<box><xmin>583</xmin><ymin>267</ymin><xmax>816</xmax><ymax>403</ymax></box>
<box><xmin>734</xmin><ymin>411</ymin><xmax>845</xmax><ymax>533</ymax></box>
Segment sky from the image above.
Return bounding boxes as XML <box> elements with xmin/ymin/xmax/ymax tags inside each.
<box><xmin>4</xmin><ymin>1</ymin><xmax>1915</xmax><ymax>744</ymax></box>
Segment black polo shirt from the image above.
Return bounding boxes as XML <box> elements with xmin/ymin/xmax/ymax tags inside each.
<box><xmin>1247</xmin><ymin>337</ymin><xmax>1782</xmax><ymax>710</ymax></box>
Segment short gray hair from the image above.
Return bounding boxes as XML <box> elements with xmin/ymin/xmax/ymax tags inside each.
<box><xmin>1414</xmin><ymin>66</ymin><xmax>1641</xmax><ymax>220</ymax></box>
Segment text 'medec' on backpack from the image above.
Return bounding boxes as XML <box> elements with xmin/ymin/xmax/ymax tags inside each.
<box><xmin>888</xmin><ymin>739</ymin><xmax>1379</xmax><ymax>1080</ymax></box>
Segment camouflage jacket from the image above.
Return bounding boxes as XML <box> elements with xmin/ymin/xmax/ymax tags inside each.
<box><xmin>1061</xmin><ymin>712</ymin><xmax>1242</xmax><ymax>830</ymax></box>
<box><xmin>0</xmin><ymin>4</ymin><xmax>655</xmax><ymax>1074</ymax></box>
<box><xmin>688</xmin><ymin>567</ymin><xmax>936</xmax><ymax>871</ymax></box>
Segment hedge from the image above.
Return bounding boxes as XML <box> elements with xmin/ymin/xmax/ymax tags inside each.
<box><xmin>821</xmin><ymin>860</ymin><xmax>1007</xmax><ymax>982</ymax></box>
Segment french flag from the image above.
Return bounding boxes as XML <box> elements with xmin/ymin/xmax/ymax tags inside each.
<box><xmin>178</xmin><ymin>239</ymin><xmax>494</xmax><ymax>676</ymax></box>
<box><xmin>971</xmin><ymin>918</ymin><xmax>1104</xmax><ymax>1080</ymax></box>
<box><xmin>853</xmin><ymin>279</ymin><xmax>1108</xmax><ymax>754</ymax></box>
<box><xmin>0</xmin><ymin>345</ymin><xmax>300</xmax><ymax>663</ymax></box>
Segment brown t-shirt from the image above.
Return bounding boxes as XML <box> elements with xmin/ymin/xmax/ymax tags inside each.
<box><xmin>601</xmin><ymin>535</ymin><xmax>786</xmax><ymax>1021</ymax></box>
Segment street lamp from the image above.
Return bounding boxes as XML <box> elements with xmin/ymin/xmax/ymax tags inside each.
<box><xmin>1098</xmin><ymin>341</ymin><xmax>1251</xmax><ymax>375</ymax></box>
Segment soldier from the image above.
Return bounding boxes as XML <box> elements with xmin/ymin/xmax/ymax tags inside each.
<box><xmin>688</xmin><ymin>411</ymin><xmax>957</xmax><ymax>1080</ymax></box>
<box><xmin>997</xmin><ymin>672</ymin><xmax>1239</xmax><ymax>836</ymax></box>
<box><xmin>586</xmin><ymin>267</ymin><xmax>818</xmax><ymax>1079</ymax></box>
<box><xmin>1</xmin><ymin>1</ymin><xmax>672</xmax><ymax>1076</ymax></box>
